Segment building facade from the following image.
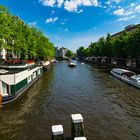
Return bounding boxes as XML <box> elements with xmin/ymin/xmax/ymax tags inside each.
<box><xmin>111</xmin><ymin>24</ymin><xmax>140</xmax><ymax>38</ymax></box>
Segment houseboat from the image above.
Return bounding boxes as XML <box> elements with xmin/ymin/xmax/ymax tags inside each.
<box><xmin>0</xmin><ymin>60</ymin><xmax>43</xmax><ymax>105</ymax></box>
<box><xmin>111</xmin><ymin>68</ymin><xmax>140</xmax><ymax>89</ymax></box>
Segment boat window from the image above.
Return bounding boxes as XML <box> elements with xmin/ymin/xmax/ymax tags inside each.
<box><xmin>38</xmin><ymin>69</ymin><xmax>40</xmax><ymax>75</ymax></box>
<box><xmin>28</xmin><ymin>76</ymin><xmax>32</xmax><ymax>83</ymax></box>
<box><xmin>2</xmin><ymin>82</ymin><xmax>9</xmax><ymax>96</ymax></box>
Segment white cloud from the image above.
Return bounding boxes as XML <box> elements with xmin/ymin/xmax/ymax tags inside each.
<box><xmin>64</xmin><ymin>0</ymin><xmax>99</xmax><ymax>12</ymax></box>
<box><xmin>135</xmin><ymin>5</ymin><xmax>140</xmax><ymax>12</ymax></box>
<box><xmin>113</xmin><ymin>0</ymin><xmax>122</xmax><ymax>3</ymax></box>
<box><xmin>28</xmin><ymin>21</ymin><xmax>37</xmax><ymax>27</ymax></box>
<box><xmin>117</xmin><ymin>15</ymin><xmax>136</xmax><ymax>21</ymax></box>
<box><xmin>57</xmin><ymin>0</ymin><xmax>64</xmax><ymax>7</ymax></box>
<box><xmin>45</xmin><ymin>17</ymin><xmax>58</xmax><ymax>23</ymax></box>
<box><xmin>113</xmin><ymin>8</ymin><xmax>124</xmax><ymax>15</ymax></box>
<box><xmin>130</xmin><ymin>3</ymin><xmax>136</xmax><ymax>7</ymax></box>
<box><xmin>39</xmin><ymin>0</ymin><xmax>56</xmax><ymax>7</ymax></box>
<box><xmin>105</xmin><ymin>0</ymin><xmax>122</xmax><ymax>6</ymax></box>
<box><xmin>64</xmin><ymin>1</ymin><xmax>78</xmax><ymax>12</ymax></box>
<box><xmin>113</xmin><ymin>8</ymin><xmax>133</xmax><ymax>16</ymax></box>
<box><xmin>105</xmin><ymin>1</ymin><xmax>111</xmax><ymax>6</ymax></box>
<box><xmin>39</xmin><ymin>0</ymin><xmax>99</xmax><ymax>12</ymax></box>
<box><xmin>77</xmin><ymin>9</ymin><xmax>83</xmax><ymax>13</ymax></box>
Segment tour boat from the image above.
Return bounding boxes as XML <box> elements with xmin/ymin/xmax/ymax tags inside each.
<box><xmin>68</xmin><ymin>62</ymin><xmax>77</xmax><ymax>67</ymax></box>
<box><xmin>0</xmin><ymin>60</ymin><xmax>43</xmax><ymax>105</ymax></box>
<box><xmin>110</xmin><ymin>68</ymin><xmax>140</xmax><ymax>89</ymax></box>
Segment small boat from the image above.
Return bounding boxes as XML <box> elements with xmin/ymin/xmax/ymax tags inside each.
<box><xmin>81</xmin><ymin>62</ymin><xmax>85</xmax><ymax>65</ymax></box>
<box><xmin>53</xmin><ymin>60</ymin><xmax>58</xmax><ymax>63</ymax></box>
<box><xmin>110</xmin><ymin>68</ymin><xmax>140</xmax><ymax>89</ymax></box>
<box><xmin>0</xmin><ymin>60</ymin><xmax>43</xmax><ymax>105</ymax></box>
<box><xmin>68</xmin><ymin>62</ymin><xmax>77</xmax><ymax>67</ymax></box>
<box><xmin>41</xmin><ymin>61</ymin><xmax>51</xmax><ymax>70</ymax></box>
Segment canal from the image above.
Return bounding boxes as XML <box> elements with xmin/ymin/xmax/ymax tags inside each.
<box><xmin>0</xmin><ymin>61</ymin><xmax>140</xmax><ymax>140</ymax></box>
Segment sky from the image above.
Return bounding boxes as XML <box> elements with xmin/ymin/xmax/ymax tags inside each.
<box><xmin>0</xmin><ymin>0</ymin><xmax>140</xmax><ymax>51</ymax></box>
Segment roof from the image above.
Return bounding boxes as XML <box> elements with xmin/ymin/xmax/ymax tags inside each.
<box><xmin>112</xmin><ymin>68</ymin><xmax>136</xmax><ymax>75</ymax></box>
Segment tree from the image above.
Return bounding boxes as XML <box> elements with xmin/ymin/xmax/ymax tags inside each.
<box><xmin>0</xmin><ymin>4</ymin><xmax>55</xmax><ymax>60</ymax></box>
<box><xmin>66</xmin><ymin>50</ymin><xmax>74</xmax><ymax>58</ymax></box>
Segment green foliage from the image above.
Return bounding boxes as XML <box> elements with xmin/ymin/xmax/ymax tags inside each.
<box><xmin>77</xmin><ymin>26</ymin><xmax>140</xmax><ymax>59</ymax></box>
<box><xmin>65</xmin><ymin>49</ymin><xmax>74</xmax><ymax>58</ymax></box>
<box><xmin>0</xmin><ymin>4</ymin><xmax>54</xmax><ymax>60</ymax></box>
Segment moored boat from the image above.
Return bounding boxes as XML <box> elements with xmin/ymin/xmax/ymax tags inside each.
<box><xmin>41</xmin><ymin>61</ymin><xmax>51</xmax><ymax>71</ymax></box>
<box><xmin>68</xmin><ymin>62</ymin><xmax>77</xmax><ymax>67</ymax></box>
<box><xmin>110</xmin><ymin>68</ymin><xmax>140</xmax><ymax>89</ymax></box>
<box><xmin>0</xmin><ymin>60</ymin><xmax>43</xmax><ymax>105</ymax></box>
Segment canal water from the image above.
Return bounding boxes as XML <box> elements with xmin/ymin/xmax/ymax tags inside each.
<box><xmin>0</xmin><ymin>61</ymin><xmax>140</xmax><ymax>140</ymax></box>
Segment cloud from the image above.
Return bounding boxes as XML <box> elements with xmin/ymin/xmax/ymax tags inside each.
<box><xmin>39</xmin><ymin>0</ymin><xmax>56</xmax><ymax>7</ymax></box>
<box><xmin>113</xmin><ymin>8</ymin><xmax>124</xmax><ymax>15</ymax></box>
<box><xmin>57</xmin><ymin>0</ymin><xmax>64</xmax><ymax>7</ymax></box>
<box><xmin>64</xmin><ymin>1</ymin><xmax>78</xmax><ymax>12</ymax></box>
<box><xmin>117</xmin><ymin>15</ymin><xmax>136</xmax><ymax>21</ymax></box>
<box><xmin>28</xmin><ymin>21</ymin><xmax>37</xmax><ymax>27</ymax></box>
<box><xmin>130</xmin><ymin>3</ymin><xmax>136</xmax><ymax>7</ymax></box>
<box><xmin>135</xmin><ymin>5</ymin><xmax>140</xmax><ymax>12</ymax></box>
<box><xmin>113</xmin><ymin>8</ymin><xmax>133</xmax><ymax>16</ymax></box>
<box><xmin>64</xmin><ymin>0</ymin><xmax>99</xmax><ymax>12</ymax></box>
<box><xmin>113</xmin><ymin>0</ymin><xmax>122</xmax><ymax>3</ymax></box>
<box><xmin>77</xmin><ymin>9</ymin><xmax>83</xmax><ymax>13</ymax></box>
<box><xmin>39</xmin><ymin>0</ymin><xmax>99</xmax><ymax>12</ymax></box>
<box><xmin>45</xmin><ymin>17</ymin><xmax>58</xmax><ymax>23</ymax></box>
<box><xmin>113</xmin><ymin>3</ymin><xmax>140</xmax><ymax>18</ymax></box>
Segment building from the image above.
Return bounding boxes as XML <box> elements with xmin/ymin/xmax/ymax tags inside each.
<box><xmin>111</xmin><ymin>24</ymin><xmax>140</xmax><ymax>38</ymax></box>
<box><xmin>59</xmin><ymin>47</ymin><xmax>67</xmax><ymax>58</ymax></box>
<box><xmin>0</xmin><ymin>39</ymin><xmax>19</xmax><ymax>60</ymax></box>
<box><xmin>55</xmin><ymin>47</ymin><xmax>67</xmax><ymax>58</ymax></box>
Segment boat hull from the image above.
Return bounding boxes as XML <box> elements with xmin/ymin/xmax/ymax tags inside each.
<box><xmin>2</xmin><ymin>73</ymin><xmax>43</xmax><ymax>105</ymax></box>
<box><xmin>68</xmin><ymin>65</ymin><xmax>76</xmax><ymax>67</ymax></box>
<box><xmin>111</xmin><ymin>70</ymin><xmax>140</xmax><ymax>89</ymax></box>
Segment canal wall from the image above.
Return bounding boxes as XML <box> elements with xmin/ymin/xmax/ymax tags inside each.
<box><xmin>82</xmin><ymin>57</ymin><xmax>140</xmax><ymax>73</ymax></box>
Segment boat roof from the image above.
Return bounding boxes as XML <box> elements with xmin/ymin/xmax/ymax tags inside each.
<box><xmin>112</xmin><ymin>68</ymin><xmax>136</xmax><ymax>74</ymax></box>
<box><xmin>0</xmin><ymin>68</ymin><xmax>27</xmax><ymax>75</ymax></box>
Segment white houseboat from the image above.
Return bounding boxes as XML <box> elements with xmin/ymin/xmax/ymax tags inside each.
<box><xmin>0</xmin><ymin>60</ymin><xmax>43</xmax><ymax>105</ymax></box>
<box><xmin>111</xmin><ymin>68</ymin><xmax>140</xmax><ymax>89</ymax></box>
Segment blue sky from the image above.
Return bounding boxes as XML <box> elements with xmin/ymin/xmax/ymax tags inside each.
<box><xmin>0</xmin><ymin>0</ymin><xmax>140</xmax><ymax>51</ymax></box>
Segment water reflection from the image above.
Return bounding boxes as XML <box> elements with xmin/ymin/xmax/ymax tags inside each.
<box><xmin>0</xmin><ymin>61</ymin><xmax>140</xmax><ymax>140</ymax></box>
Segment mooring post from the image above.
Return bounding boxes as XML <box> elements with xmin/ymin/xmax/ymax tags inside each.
<box><xmin>52</xmin><ymin>124</ymin><xmax>64</xmax><ymax>140</ymax></box>
<box><xmin>71</xmin><ymin>114</ymin><xmax>84</xmax><ymax>139</ymax></box>
<box><xmin>74</xmin><ymin>137</ymin><xmax>87</xmax><ymax>140</ymax></box>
